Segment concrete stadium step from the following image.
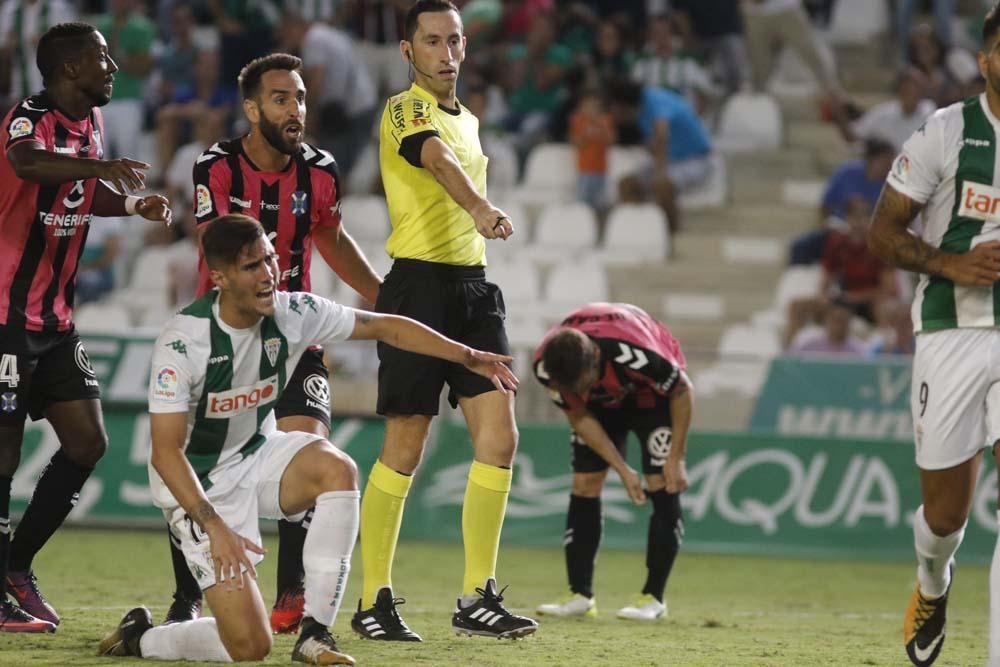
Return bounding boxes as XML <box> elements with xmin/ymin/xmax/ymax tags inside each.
<box><xmin>684</xmin><ymin>203</ymin><xmax>817</xmax><ymax>237</ymax></box>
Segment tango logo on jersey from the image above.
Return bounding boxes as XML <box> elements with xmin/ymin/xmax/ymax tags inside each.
<box><xmin>291</xmin><ymin>191</ymin><xmax>308</xmax><ymax>215</ymax></box>
<box><xmin>195</xmin><ymin>184</ymin><xmax>212</xmax><ymax>218</ymax></box>
<box><xmin>8</xmin><ymin>116</ymin><xmax>32</xmax><ymax>139</ymax></box>
<box><xmin>959</xmin><ymin>180</ymin><xmax>1000</xmax><ymax>222</ymax></box>
<box><xmin>303</xmin><ymin>374</ymin><xmax>330</xmax><ymax>408</ymax></box>
<box><xmin>206</xmin><ymin>375</ymin><xmax>278</xmax><ymax>418</ymax></box>
<box><xmin>154</xmin><ymin>366</ymin><xmax>179</xmax><ymax>400</ymax></box>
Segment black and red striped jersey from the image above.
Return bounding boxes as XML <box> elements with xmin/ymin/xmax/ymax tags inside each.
<box><xmin>192</xmin><ymin>137</ymin><xmax>342</xmax><ymax>296</ymax></box>
<box><xmin>0</xmin><ymin>93</ymin><xmax>105</xmax><ymax>332</ymax></box>
<box><xmin>533</xmin><ymin>302</ymin><xmax>687</xmax><ymax>412</ymax></box>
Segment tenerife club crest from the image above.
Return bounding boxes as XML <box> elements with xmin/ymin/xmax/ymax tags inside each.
<box><xmin>291</xmin><ymin>191</ymin><xmax>308</xmax><ymax>216</ymax></box>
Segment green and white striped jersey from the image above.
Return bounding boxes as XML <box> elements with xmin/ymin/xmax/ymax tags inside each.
<box><xmin>147</xmin><ymin>290</ymin><xmax>355</xmax><ymax>509</ymax></box>
<box><xmin>888</xmin><ymin>94</ymin><xmax>1000</xmax><ymax>332</ymax></box>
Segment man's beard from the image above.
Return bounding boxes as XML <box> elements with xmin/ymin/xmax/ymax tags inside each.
<box><xmin>259</xmin><ymin>115</ymin><xmax>301</xmax><ymax>155</ymax></box>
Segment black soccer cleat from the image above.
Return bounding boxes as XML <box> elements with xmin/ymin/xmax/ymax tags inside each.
<box><xmin>98</xmin><ymin>606</ymin><xmax>153</xmax><ymax>657</ymax></box>
<box><xmin>904</xmin><ymin>565</ymin><xmax>952</xmax><ymax>666</ymax></box>
<box><xmin>292</xmin><ymin>616</ymin><xmax>355</xmax><ymax>665</ymax></box>
<box><xmin>452</xmin><ymin>578</ymin><xmax>538</xmax><ymax>639</ymax></box>
<box><xmin>163</xmin><ymin>593</ymin><xmax>202</xmax><ymax>625</ymax></box>
<box><xmin>351</xmin><ymin>587</ymin><xmax>422</xmax><ymax>641</ymax></box>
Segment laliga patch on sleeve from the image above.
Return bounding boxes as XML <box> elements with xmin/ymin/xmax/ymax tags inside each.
<box><xmin>892</xmin><ymin>154</ymin><xmax>910</xmax><ymax>182</ymax></box>
<box><xmin>8</xmin><ymin>117</ymin><xmax>33</xmax><ymax>139</ymax></box>
<box><xmin>195</xmin><ymin>184</ymin><xmax>212</xmax><ymax>218</ymax></box>
<box><xmin>153</xmin><ymin>366</ymin><xmax>180</xmax><ymax>400</ymax></box>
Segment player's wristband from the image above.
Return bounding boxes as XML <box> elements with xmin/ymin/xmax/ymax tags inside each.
<box><xmin>124</xmin><ymin>195</ymin><xmax>142</xmax><ymax>215</ymax></box>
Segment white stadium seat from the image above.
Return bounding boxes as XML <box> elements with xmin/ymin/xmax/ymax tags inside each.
<box><xmin>830</xmin><ymin>0</ymin><xmax>889</xmax><ymax>44</ymax></box>
<box><xmin>541</xmin><ymin>261</ymin><xmax>608</xmax><ymax>319</ymax></box>
<box><xmin>607</xmin><ymin>145</ymin><xmax>650</xmax><ymax>205</ymax></box>
<box><xmin>525</xmin><ymin>201</ymin><xmax>599</xmax><ymax>264</ymax></box>
<box><xmin>600</xmin><ymin>203</ymin><xmax>669</xmax><ymax>263</ymax></box>
<box><xmin>718</xmin><ymin>324</ymin><xmax>782</xmax><ymax>360</ymax></box>
<box><xmin>680</xmin><ymin>153</ymin><xmax>728</xmax><ymax>210</ymax></box>
<box><xmin>340</xmin><ymin>195</ymin><xmax>390</xmax><ymax>244</ymax></box>
<box><xmin>74</xmin><ymin>302</ymin><xmax>133</xmax><ymax>335</ymax></box>
<box><xmin>715</xmin><ymin>94</ymin><xmax>782</xmax><ymax>153</ymax></box>
<box><xmin>510</xmin><ymin>142</ymin><xmax>576</xmax><ymax>206</ymax></box>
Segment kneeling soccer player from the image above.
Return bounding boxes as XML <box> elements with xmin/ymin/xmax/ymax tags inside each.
<box><xmin>98</xmin><ymin>214</ymin><xmax>518</xmax><ymax>664</ymax></box>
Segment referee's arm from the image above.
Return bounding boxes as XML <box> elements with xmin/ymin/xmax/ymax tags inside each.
<box><xmin>419</xmin><ymin>136</ymin><xmax>513</xmax><ymax>240</ymax></box>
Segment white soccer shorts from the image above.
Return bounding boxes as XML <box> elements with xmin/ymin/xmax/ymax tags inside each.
<box><xmin>165</xmin><ymin>430</ymin><xmax>321</xmax><ymax>590</ymax></box>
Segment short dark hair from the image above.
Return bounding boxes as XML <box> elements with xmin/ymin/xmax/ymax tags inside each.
<box><xmin>36</xmin><ymin>22</ymin><xmax>97</xmax><ymax>86</ymax></box>
<box><xmin>541</xmin><ymin>329</ymin><xmax>596</xmax><ymax>389</ymax></box>
<box><xmin>237</xmin><ymin>53</ymin><xmax>302</xmax><ymax>100</ymax></box>
<box><xmin>863</xmin><ymin>138</ymin><xmax>896</xmax><ymax>160</ymax></box>
<box><xmin>201</xmin><ymin>214</ymin><xmax>265</xmax><ymax>270</ymax></box>
<box><xmin>405</xmin><ymin>0</ymin><xmax>460</xmax><ymax>43</ymax></box>
<box><xmin>985</xmin><ymin>2</ymin><xmax>1000</xmax><ymax>46</ymax></box>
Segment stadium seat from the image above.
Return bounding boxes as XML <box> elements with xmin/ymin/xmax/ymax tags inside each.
<box><xmin>340</xmin><ymin>195</ymin><xmax>390</xmax><ymax>245</ymax></box>
<box><xmin>781</xmin><ymin>179</ymin><xmax>826</xmax><ymax>208</ymax></box>
<box><xmin>510</xmin><ymin>143</ymin><xmax>576</xmax><ymax>206</ymax></box>
<box><xmin>74</xmin><ymin>302</ymin><xmax>133</xmax><ymax>334</ymax></box>
<box><xmin>526</xmin><ymin>201</ymin><xmax>599</xmax><ymax>264</ymax></box>
<box><xmin>680</xmin><ymin>153</ymin><xmax>728</xmax><ymax>210</ymax></box>
<box><xmin>717</xmin><ymin>323</ymin><xmax>782</xmax><ymax>360</ymax></box>
<box><xmin>111</xmin><ymin>246</ymin><xmax>173</xmax><ymax>322</ymax></box>
<box><xmin>715</xmin><ymin>94</ymin><xmax>782</xmax><ymax>153</ymax></box>
<box><xmin>607</xmin><ymin>146</ymin><xmax>650</xmax><ymax>205</ymax></box>
<box><xmin>772</xmin><ymin>264</ymin><xmax>823</xmax><ymax>311</ymax></box>
<box><xmin>768</xmin><ymin>40</ymin><xmax>838</xmax><ymax>99</ymax></box>
<box><xmin>829</xmin><ymin>0</ymin><xmax>889</xmax><ymax>44</ymax></box>
<box><xmin>541</xmin><ymin>261</ymin><xmax>608</xmax><ymax>320</ymax></box>
<box><xmin>662</xmin><ymin>293</ymin><xmax>724</xmax><ymax>321</ymax></box>
<box><xmin>486</xmin><ymin>260</ymin><xmax>541</xmax><ymax>306</ymax></box>
<box><xmin>600</xmin><ymin>203</ymin><xmax>669</xmax><ymax>263</ymax></box>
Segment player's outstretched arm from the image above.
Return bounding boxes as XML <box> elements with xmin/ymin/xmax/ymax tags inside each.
<box><xmin>420</xmin><ymin>135</ymin><xmax>514</xmax><ymax>240</ymax></box>
<box><xmin>349</xmin><ymin>309</ymin><xmax>518</xmax><ymax>393</ymax></box>
<box><xmin>7</xmin><ymin>141</ymin><xmax>149</xmax><ymax>190</ymax></box>
<box><xmin>566</xmin><ymin>408</ymin><xmax>646</xmax><ymax>505</ymax></box>
<box><xmin>92</xmin><ymin>179</ymin><xmax>173</xmax><ymax>225</ymax></box>
<box><xmin>869</xmin><ymin>184</ymin><xmax>1000</xmax><ymax>286</ymax></box>
<box><xmin>149</xmin><ymin>412</ymin><xmax>264</xmax><ymax>590</ymax></box>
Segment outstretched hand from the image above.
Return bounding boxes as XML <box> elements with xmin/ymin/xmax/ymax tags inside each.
<box><xmin>462</xmin><ymin>348</ymin><xmax>519</xmax><ymax>393</ymax></box>
<box><xmin>136</xmin><ymin>194</ymin><xmax>173</xmax><ymax>227</ymax></box>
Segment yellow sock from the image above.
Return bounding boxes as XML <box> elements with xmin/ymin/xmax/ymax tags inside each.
<box><xmin>462</xmin><ymin>460</ymin><xmax>513</xmax><ymax>596</ymax></box>
<box><xmin>360</xmin><ymin>460</ymin><xmax>412</xmax><ymax>606</ymax></box>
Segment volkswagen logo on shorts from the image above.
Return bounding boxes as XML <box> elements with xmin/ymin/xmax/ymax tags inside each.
<box><xmin>74</xmin><ymin>341</ymin><xmax>96</xmax><ymax>377</ymax></box>
<box><xmin>647</xmin><ymin>427</ymin><xmax>672</xmax><ymax>467</ymax></box>
<box><xmin>303</xmin><ymin>374</ymin><xmax>330</xmax><ymax>407</ymax></box>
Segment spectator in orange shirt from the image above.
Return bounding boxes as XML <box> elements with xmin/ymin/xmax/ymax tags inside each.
<box><xmin>569</xmin><ymin>87</ymin><xmax>617</xmax><ymax>214</ymax></box>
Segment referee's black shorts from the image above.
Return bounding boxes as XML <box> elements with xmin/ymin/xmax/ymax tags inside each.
<box><xmin>375</xmin><ymin>258</ymin><xmax>510</xmax><ymax>416</ymax></box>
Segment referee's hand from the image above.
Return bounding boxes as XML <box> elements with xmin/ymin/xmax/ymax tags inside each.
<box><xmin>472</xmin><ymin>202</ymin><xmax>514</xmax><ymax>241</ymax></box>
<box><xmin>462</xmin><ymin>348</ymin><xmax>519</xmax><ymax>393</ymax></box>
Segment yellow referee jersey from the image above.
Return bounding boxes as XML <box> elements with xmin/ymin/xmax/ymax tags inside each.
<box><xmin>379</xmin><ymin>83</ymin><xmax>488</xmax><ymax>266</ymax></box>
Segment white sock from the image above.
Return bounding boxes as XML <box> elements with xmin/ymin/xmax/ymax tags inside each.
<box><xmin>913</xmin><ymin>504</ymin><xmax>964</xmax><ymax>599</ymax></box>
<box><xmin>303</xmin><ymin>489</ymin><xmax>360</xmax><ymax>626</ymax></box>
<box><xmin>139</xmin><ymin>618</ymin><xmax>232</xmax><ymax>662</ymax></box>
<box><xmin>991</xmin><ymin>512</ymin><xmax>1000</xmax><ymax>660</ymax></box>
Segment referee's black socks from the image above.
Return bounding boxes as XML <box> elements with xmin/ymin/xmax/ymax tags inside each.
<box><xmin>8</xmin><ymin>450</ymin><xmax>92</xmax><ymax>572</ymax></box>
<box><xmin>565</xmin><ymin>494</ymin><xmax>602</xmax><ymax>599</ymax></box>
<box><xmin>643</xmin><ymin>489</ymin><xmax>684</xmax><ymax>603</ymax></box>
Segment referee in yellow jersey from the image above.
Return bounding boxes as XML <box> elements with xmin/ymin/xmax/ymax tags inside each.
<box><xmin>350</xmin><ymin>0</ymin><xmax>538</xmax><ymax>642</ymax></box>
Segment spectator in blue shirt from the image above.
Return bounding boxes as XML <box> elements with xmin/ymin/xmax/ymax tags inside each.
<box><xmin>609</xmin><ymin>80</ymin><xmax>712</xmax><ymax>234</ymax></box>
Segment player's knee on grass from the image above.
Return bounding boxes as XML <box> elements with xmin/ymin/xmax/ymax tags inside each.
<box><xmin>222</xmin><ymin>627</ymin><xmax>272</xmax><ymax>662</ymax></box>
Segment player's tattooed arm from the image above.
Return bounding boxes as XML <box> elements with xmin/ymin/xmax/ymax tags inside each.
<box><xmin>868</xmin><ymin>185</ymin><xmax>939</xmax><ymax>274</ymax></box>
<box><xmin>194</xmin><ymin>501</ymin><xmax>218</xmax><ymax>526</ymax></box>
<box><xmin>870</xmin><ymin>185</ymin><xmax>1000</xmax><ymax>286</ymax></box>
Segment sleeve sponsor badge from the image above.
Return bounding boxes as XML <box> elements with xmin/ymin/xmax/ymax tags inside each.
<box><xmin>8</xmin><ymin>117</ymin><xmax>33</xmax><ymax>140</ymax></box>
<box><xmin>892</xmin><ymin>154</ymin><xmax>910</xmax><ymax>182</ymax></box>
<box><xmin>153</xmin><ymin>366</ymin><xmax>179</xmax><ymax>400</ymax></box>
<box><xmin>195</xmin><ymin>184</ymin><xmax>212</xmax><ymax>218</ymax></box>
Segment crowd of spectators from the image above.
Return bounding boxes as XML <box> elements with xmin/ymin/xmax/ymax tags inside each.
<box><xmin>0</xmin><ymin>0</ymin><xmax>991</xmax><ymax>363</ymax></box>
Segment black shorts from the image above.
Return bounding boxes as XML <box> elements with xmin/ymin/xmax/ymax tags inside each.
<box><xmin>273</xmin><ymin>346</ymin><xmax>331</xmax><ymax>431</ymax></box>
<box><xmin>375</xmin><ymin>259</ymin><xmax>510</xmax><ymax>416</ymax></box>
<box><xmin>571</xmin><ymin>397</ymin><xmax>673</xmax><ymax>475</ymax></box>
<box><xmin>0</xmin><ymin>324</ymin><xmax>101</xmax><ymax>425</ymax></box>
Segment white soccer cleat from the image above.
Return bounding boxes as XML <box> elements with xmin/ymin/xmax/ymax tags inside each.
<box><xmin>536</xmin><ymin>593</ymin><xmax>596</xmax><ymax>618</ymax></box>
<box><xmin>616</xmin><ymin>594</ymin><xmax>666</xmax><ymax>621</ymax></box>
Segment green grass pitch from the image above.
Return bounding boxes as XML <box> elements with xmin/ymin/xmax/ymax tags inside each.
<box><xmin>0</xmin><ymin>528</ymin><xmax>988</xmax><ymax>666</ymax></box>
